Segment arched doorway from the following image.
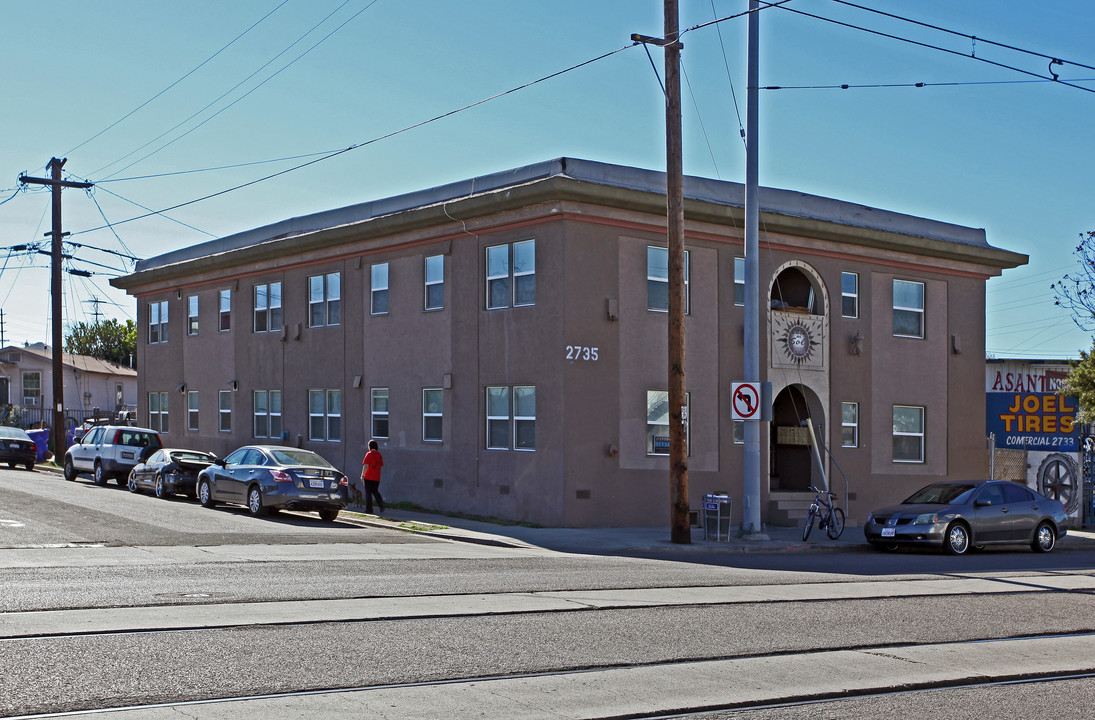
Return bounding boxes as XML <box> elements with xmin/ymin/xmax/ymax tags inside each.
<box><xmin>770</xmin><ymin>384</ymin><xmax>826</xmax><ymax>492</ymax></box>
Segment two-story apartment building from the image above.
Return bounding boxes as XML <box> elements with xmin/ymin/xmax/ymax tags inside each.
<box><xmin>112</xmin><ymin>158</ymin><xmax>1026</xmax><ymax>528</ymax></box>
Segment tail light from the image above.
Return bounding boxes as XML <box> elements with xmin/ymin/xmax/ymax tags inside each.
<box><xmin>338</xmin><ymin>475</ymin><xmax>348</xmax><ymax>486</ymax></box>
<box><xmin>29</xmin><ymin>442</ymin><xmax>36</xmax><ymax>454</ymax></box>
<box><xmin>271</xmin><ymin>470</ymin><xmax>294</xmax><ymax>482</ymax></box>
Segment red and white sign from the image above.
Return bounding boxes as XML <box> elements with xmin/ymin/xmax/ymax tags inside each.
<box><xmin>732</xmin><ymin>382</ymin><xmax>761</xmax><ymax>420</ymax></box>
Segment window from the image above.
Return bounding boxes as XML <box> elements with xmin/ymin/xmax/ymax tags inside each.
<box><xmin>254</xmin><ymin>282</ymin><xmax>282</xmax><ymax>333</ymax></box>
<box><xmin>148</xmin><ymin>300</ymin><xmax>168</xmax><ymax>344</ymax></box>
<box><xmin>219</xmin><ymin>290</ymin><xmax>231</xmax><ymax>332</ymax></box>
<box><xmin>486</xmin><ymin>239</ymin><xmax>535</xmax><ymax>309</ymax></box>
<box><xmin>486</xmin><ymin>385</ymin><xmax>536</xmax><ymax>450</ymax></box>
<box><xmin>148</xmin><ymin>391</ymin><xmax>168</xmax><ymax>433</ymax></box>
<box><xmin>893</xmin><ymin>279</ymin><xmax>924</xmax><ymax>338</ymax></box>
<box><xmin>646</xmin><ymin>390</ymin><xmax>690</xmax><ymax>456</ymax></box>
<box><xmin>424</xmin><ymin>254</ymin><xmax>444</xmax><ymax>310</ymax></box>
<box><xmin>734</xmin><ymin>257</ymin><xmax>745</xmax><ymax>306</ymax></box>
<box><xmin>219</xmin><ymin>390</ymin><xmax>232</xmax><ymax>432</ymax></box>
<box><xmin>371</xmin><ymin>388</ymin><xmax>389</xmax><ymax>439</ymax></box>
<box><xmin>371</xmin><ymin>263</ymin><xmax>389</xmax><ymax>315</ymax></box>
<box><xmin>309</xmin><ymin>272</ymin><xmax>341</xmax><ymax>327</ymax></box>
<box><xmin>646</xmin><ymin>246</ymin><xmax>690</xmax><ymax>313</ymax></box>
<box><xmin>893</xmin><ymin>405</ymin><xmax>924</xmax><ymax>463</ymax></box>
<box><xmin>253</xmin><ymin>390</ymin><xmax>282</xmax><ymax>439</ymax></box>
<box><xmin>422</xmin><ymin>388</ymin><xmax>443</xmax><ymax>443</ymax></box>
<box><xmin>841</xmin><ymin>272</ymin><xmax>858</xmax><ymax>318</ymax></box>
<box><xmin>187</xmin><ymin>391</ymin><xmax>199</xmax><ymax>431</ymax></box>
<box><xmin>309</xmin><ymin>389</ymin><xmax>341</xmax><ymax>442</ymax></box>
<box><xmin>841</xmin><ymin>402</ymin><xmax>859</xmax><ymax>448</ymax></box>
<box><xmin>21</xmin><ymin>371</ymin><xmax>41</xmax><ymax>406</ymax></box>
<box><xmin>187</xmin><ymin>296</ymin><xmax>199</xmax><ymax>336</ymax></box>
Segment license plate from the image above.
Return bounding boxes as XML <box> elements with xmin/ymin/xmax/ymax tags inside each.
<box><xmin>881</xmin><ymin>528</ymin><xmax>896</xmax><ymax>537</ymax></box>
<box><xmin>308</xmin><ymin>479</ymin><xmax>325</xmax><ymax>489</ymax></box>
<box><xmin>8</xmin><ymin>442</ymin><xmax>19</xmax><ymax>449</ymax></box>
<box><xmin>121</xmin><ymin>451</ymin><xmax>134</xmax><ymax>459</ymax></box>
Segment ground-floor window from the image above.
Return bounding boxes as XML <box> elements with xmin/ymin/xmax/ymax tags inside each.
<box><xmin>219</xmin><ymin>390</ymin><xmax>232</xmax><ymax>432</ymax></box>
<box><xmin>309</xmin><ymin>389</ymin><xmax>341</xmax><ymax>442</ymax></box>
<box><xmin>148</xmin><ymin>391</ymin><xmax>168</xmax><ymax>433</ymax></box>
<box><xmin>486</xmin><ymin>385</ymin><xmax>535</xmax><ymax>450</ymax></box>
<box><xmin>422</xmin><ymin>388</ymin><xmax>443</xmax><ymax>443</ymax></box>
<box><xmin>187</xmin><ymin>391</ymin><xmax>199</xmax><ymax>431</ymax></box>
<box><xmin>892</xmin><ymin>405</ymin><xmax>924</xmax><ymax>463</ymax></box>
<box><xmin>371</xmin><ymin>388</ymin><xmax>389</xmax><ymax>439</ymax></box>
<box><xmin>254</xmin><ymin>390</ymin><xmax>282</xmax><ymax>439</ymax></box>
<box><xmin>647</xmin><ymin>390</ymin><xmax>690</xmax><ymax>455</ymax></box>
<box><xmin>841</xmin><ymin>402</ymin><xmax>859</xmax><ymax>448</ymax></box>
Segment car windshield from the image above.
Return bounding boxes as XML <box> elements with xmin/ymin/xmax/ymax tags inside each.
<box><xmin>903</xmin><ymin>483</ymin><xmax>979</xmax><ymax>505</ymax></box>
<box><xmin>270</xmin><ymin>449</ymin><xmax>333</xmax><ymax>468</ymax></box>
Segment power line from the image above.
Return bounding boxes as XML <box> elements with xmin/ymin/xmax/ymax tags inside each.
<box><xmin>64</xmin><ymin>0</ymin><xmax>291</xmax><ymax>158</ymax></box>
<box><xmin>759</xmin><ymin>77</ymin><xmax>1095</xmax><ymax>91</ymax></box>
<box><xmin>71</xmin><ymin>41</ymin><xmax>637</xmax><ymax>237</ymax></box>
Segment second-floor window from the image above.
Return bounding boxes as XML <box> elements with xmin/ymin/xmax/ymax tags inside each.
<box><xmin>187</xmin><ymin>296</ymin><xmax>199</xmax><ymax>335</ymax></box>
<box><xmin>254</xmin><ymin>282</ymin><xmax>282</xmax><ymax>333</ymax></box>
<box><xmin>372</xmin><ymin>263</ymin><xmax>389</xmax><ymax>315</ymax></box>
<box><xmin>486</xmin><ymin>240</ymin><xmax>535</xmax><ymax>309</ymax></box>
<box><xmin>149</xmin><ymin>301</ymin><xmax>168</xmax><ymax>344</ymax></box>
<box><xmin>893</xmin><ymin>279</ymin><xmax>925</xmax><ymax>338</ymax></box>
<box><xmin>646</xmin><ymin>246</ymin><xmax>690</xmax><ymax>313</ymax></box>
<box><xmin>309</xmin><ymin>273</ymin><xmax>341</xmax><ymax>327</ymax></box>
<box><xmin>841</xmin><ymin>272</ymin><xmax>858</xmax><ymax>318</ymax></box>
<box><xmin>424</xmin><ymin>254</ymin><xmax>444</xmax><ymax>311</ymax></box>
<box><xmin>219</xmin><ymin>290</ymin><xmax>231</xmax><ymax>332</ymax></box>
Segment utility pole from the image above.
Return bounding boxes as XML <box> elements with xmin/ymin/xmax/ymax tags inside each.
<box><xmin>742</xmin><ymin>1</ymin><xmax>768</xmax><ymax>538</ymax></box>
<box><xmin>634</xmin><ymin>0</ymin><xmax>689</xmax><ymax>544</ymax></box>
<box><xmin>19</xmin><ymin>158</ymin><xmax>92</xmax><ymax>462</ymax></box>
<box><xmin>0</xmin><ymin>309</ymin><xmax>5</xmax><ymax>347</ymax></box>
<box><xmin>85</xmin><ymin>297</ymin><xmax>105</xmax><ymax>325</ymax></box>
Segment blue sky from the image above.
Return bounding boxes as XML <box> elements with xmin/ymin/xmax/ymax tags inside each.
<box><xmin>1</xmin><ymin>1</ymin><xmax>1092</xmax><ymax>358</ymax></box>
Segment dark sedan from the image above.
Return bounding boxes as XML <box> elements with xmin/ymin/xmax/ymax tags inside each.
<box><xmin>864</xmin><ymin>480</ymin><xmax>1069</xmax><ymax>555</ymax></box>
<box><xmin>0</xmin><ymin>427</ymin><xmax>37</xmax><ymax>471</ymax></box>
<box><xmin>127</xmin><ymin>448</ymin><xmax>218</xmax><ymax>499</ymax></box>
<box><xmin>196</xmin><ymin>445</ymin><xmax>348</xmax><ymax>522</ymax></box>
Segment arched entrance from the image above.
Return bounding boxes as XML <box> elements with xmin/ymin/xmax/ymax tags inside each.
<box><xmin>770</xmin><ymin>384</ymin><xmax>826</xmax><ymax>492</ymax></box>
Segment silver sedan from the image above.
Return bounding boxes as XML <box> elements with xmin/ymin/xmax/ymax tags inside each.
<box><xmin>864</xmin><ymin>480</ymin><xmax>1068</xmax><ymax>555</ymax></box>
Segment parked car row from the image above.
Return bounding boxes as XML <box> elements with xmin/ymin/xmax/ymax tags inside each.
<box><xmin>62</xmin><ymin>425</ymin><xmax>349</xmax><ymax>522</ymax></box>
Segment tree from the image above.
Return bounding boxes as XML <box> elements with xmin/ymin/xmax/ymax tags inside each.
<box><xmin>64</xmin><ymin>319</ymin><xmax>137</xmax><ymax>367</ymax></box>
<box><xmin>1050</xmin><ymin>230</ymin><xmax>1095</xmax><ymax>332</ymax></box>
<box><xmin>1061</xmin><ymin>348</ymin><xmax>1095</xmax><ymax>424</ymax></box>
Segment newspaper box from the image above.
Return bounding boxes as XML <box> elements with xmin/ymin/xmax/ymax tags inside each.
<box><xmin>703</xmin><ymin>493</ymin><xmax>733</xmax><ymax>541</ymax></box>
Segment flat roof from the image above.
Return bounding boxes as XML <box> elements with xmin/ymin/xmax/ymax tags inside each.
<box><xmin>131</xmin><ymin>157</ymin><xmax>1011</xmax><ymax>275</ymax></box>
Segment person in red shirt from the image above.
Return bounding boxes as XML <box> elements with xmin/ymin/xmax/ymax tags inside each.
<box><xmin>361</xmin><ymin>439</ymin><xmax>385</xmax><ymax>514</ymax></box>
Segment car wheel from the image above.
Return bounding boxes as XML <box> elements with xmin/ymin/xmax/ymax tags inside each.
<box><xmin>826</xmin><ymin>508</ymin><xmax>846</xmax><ymax>540</ymax></box>
<box><xmin>319</xmin><ymin>509</ymin><xmax>339</xmax><ymax>523</ymax></box>
<box><xmin>247</xmin><ymin>485</ymin><xmax>268</xmax><ymax>517</ymax></box>
<box><xmin>154</xmin><ymin>474</ymin><xmax>169</xmax><ymax>499</ymax></box>
<box><xmin>25</xmin><ymin>461</ymin><xmax>34</xmax><ymax>472</ymax></box>
<box><xmin>93</xmin><ymin>461</ymin><xmax>109</xmax><ymax>486</ymax></box>
<box><xmin>64</xmin><ymin>457</ymin><xmax>77</xmax><ymax>481</ymax></box>
<box><xmin>802</xmin><ymin>507</ymin><xmax>817</xmax><ymax>541</ymax></box>
<box><xmin>1032</xmin><ymin>522</ymin><xmax>1056</xmax><ymax>553</ymax></box>
<box><xmin>128</xmin><ymin>471</ymin><xmax>140</xmax><ymax>493</ymax></box>
<box><xmin>944</xmin><ymin>521</ymin><xmax>971</xmax><ymax>555</ymax></box>
<box><xmin>198</xmin><ymin>480</ymin><xmax>217</xmax><ymax>508</ymax></box>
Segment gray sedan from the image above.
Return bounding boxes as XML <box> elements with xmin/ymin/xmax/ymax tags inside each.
<box><xmin>196</xmin><ymin>445</ymin><xmax>348</xmax><ymax>522</ymax></box>
<box><xmin>864</xmin><ymin>480</ymin><xmax>1068</xmax><ymax>555</ymax></box>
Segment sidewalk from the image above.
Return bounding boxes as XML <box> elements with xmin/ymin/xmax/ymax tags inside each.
<box><xmin>340</xmin><ymin>506</ymin><xmax>1095</xmax><ymax>555</ymax></box>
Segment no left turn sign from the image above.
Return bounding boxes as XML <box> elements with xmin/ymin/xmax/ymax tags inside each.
<box><xmin>732</xmin><ymin>382</ymin><xmax>760</xmax><ymax>420</ymax></box>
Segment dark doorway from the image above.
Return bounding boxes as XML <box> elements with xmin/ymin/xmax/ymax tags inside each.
<box><xmin>770</xmin><ymin>385</ymin><xmax>823</xmax><ymax>492</ymax></box>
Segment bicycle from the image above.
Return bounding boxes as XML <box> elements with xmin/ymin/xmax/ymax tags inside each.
<box><xmin>802</xmin><ymin>485</ymin><xmax>845</xmax><ymax>541</ymax></box>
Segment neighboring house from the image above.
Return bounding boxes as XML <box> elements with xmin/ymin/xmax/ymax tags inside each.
<box><xmin>111</xmin><ymin>158</ymin><xmax>1026</xmax><ymax>528</ymax></box>
<box><xmin>0</xmin><ymin>343</ymin><xmax>137</xmax><ymax>428</ymax></box>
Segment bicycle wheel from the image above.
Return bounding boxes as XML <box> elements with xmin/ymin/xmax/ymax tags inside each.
<box><xmin>802</xmin><ymin>507</ymin><xmax>817</xmax><ymax>541</ymax></box>
<box><xmin>826</xmin><ymin>507</ymin><xmax>846</xmax><ymax>539</ymax></box>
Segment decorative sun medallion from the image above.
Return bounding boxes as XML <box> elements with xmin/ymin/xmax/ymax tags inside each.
<box><xmin>780</xmin><ymin>321</ymin><xmax>819</xmax><ymax>365</ymax></box>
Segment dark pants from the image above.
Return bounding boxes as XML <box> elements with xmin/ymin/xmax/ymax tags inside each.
<box><xmin>364</xmin><ymin>479</ymin><xmax>384</xmax><ymax>513</ymax></box>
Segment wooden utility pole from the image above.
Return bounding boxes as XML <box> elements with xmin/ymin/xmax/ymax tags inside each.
<box><xmin>664</xmin><ymin>0</ymin><xmax>689</xmax><ymax>544</ymax></box>
<box><xmin>19</xmin><ymin>158</ymin><xmax>92</xmax><ymax>461</ymax></box>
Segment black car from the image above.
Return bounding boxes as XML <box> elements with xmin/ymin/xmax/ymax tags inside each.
<box><xmin>0</xmin><ymin>427</ymin><xmax>37</xmax><ymax>471</ymax></box>
<box><xmin>128</xmin><ymin>448</ymin><xmax>218</xmax><ymax>499</ymax></box>
<box><xmin>196</xmin><ymin>445</ymin><xmax>348</xmax><ymax>522</ymax></box>
<box><xmin>864</xmin><ymin>480</ymin><xmax>1069</xmax><ymax>555</ymax></box>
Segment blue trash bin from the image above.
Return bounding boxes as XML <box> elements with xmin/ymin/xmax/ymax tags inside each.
<box><xmin>26</xmin><ymin>428</ymin><xmax>50</xmax><ymax>461</ymax></box>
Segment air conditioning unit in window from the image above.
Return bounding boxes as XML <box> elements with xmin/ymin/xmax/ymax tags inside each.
<box><xmin>24</xmin><ymin>396</ymin><xmax>40</xmax><ymax>406</ymax></box>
